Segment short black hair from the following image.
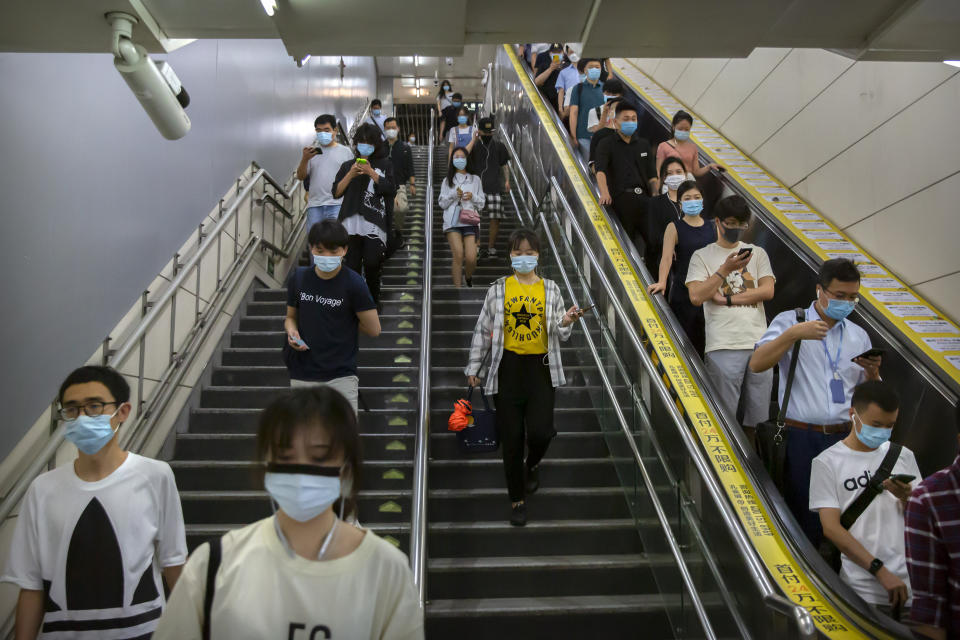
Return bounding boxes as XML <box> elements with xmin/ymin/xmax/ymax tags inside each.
<box><xmin>508</xmin><ymin>228</ymin><xmax>541</xmax><ymax>254</ymax></box>
<box><xmin>818</xmin><ymin>258</ymin><xmax>860</xmax><ymax>288</ymax></box>
<box><xmin>576</xmin><ymin>58</ymin><xmax>588</xmax><ymax>72</ymax></box>
<box><xmin>383</xmin><ymin>117</ymin><xmax>398</xmax><ymax>127</ymax></box>
<box><xmin>676</xmin><ymin>180</ymin><xmax>700</xmax><ymax>202</ymax></box>
<box><xmin>354</xmin><ymin>123</ymin><xmax>387</xmax><ymax>158</ymax></box>
<box><xmin>714</xmin><ymin>195</ymin><xmax>751</xmax><ymax>224</ymax></box>
<box><xmin>672</xmin><ymin>110</ymin><xmax>694</xmax><ymax>128</ymax></box>
<box><xmin>314</xmin><ymin>114</ymin><xmax>336</xmax><ymax>129</ymax></box>
<box><xmin>307</xmin><ymin>219</ymin><xmax>349</xmax><ymax>250</ymax></box>
<box><xmin>852</xmin><ymin>380</ymin><xmax>900</xmax><ymax>414</ymax></box>
<box><xmin>59</xmin><ymin>366</ymin><xmax>130</xmax><ymax>404</ymax></box>
<box><xmin>371</xmin><ymin>99</ymin><xmax>382</xmax><ymax>108</ymax></box>
<box><xmin>583</xmin><ymin>58</ymin><xmax>602</xmax><ymax>67</ymax></box>
<box><xmin>615</xmin><ymin>101</ymin><xmax>639</xmax><ymax>117</ymax></box>
<box><xmin>602</xmin><ymin>78</ymin><xmax>623</xmax><ymax>95</ymax></box>
<box><xmin>451</xmin><ymin>92</ymin><xmax>463</xmax><ymax>101</ymax></box>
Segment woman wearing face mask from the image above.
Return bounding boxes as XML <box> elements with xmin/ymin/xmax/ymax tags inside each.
<box><xmin>645</xmin><ymin>156</ymin><xmax>687</xmax><ymax>273</ymax></box>
<box><xmin>655</xmin><ymin>110</ymin><xmax>720</xmax><ymax>178</ymax></box>
<box><xmin>153</xmin><ymin>387</ymin><xmax>424</xmax><ymax>640</ymax></box>
<box><xmin>447</xmin><ymin>106</ymin><xmax>477</xmax><ymax>161</ymax></box>
<box><xmin>408</xmin><ymin>133</ymin><xmax>417</xmax><ymax>145</ymax></box>
<box><xmin>648</xmin><ymin>180</ymin><xmax>716</xmax><ymax>356</ymax></box>
<box><xmin>333</xmin><ymin>123</ymin><xmax>396</xmax><ymax>308</ymax></box>
<box><xmin>436</xmin><ymin>81</ymin><xmax>453</xmax><ymax>118</ymax></box>
<box><xmin>438</xmin><ymin>147</ymin><xmax>485</xmax><ymax>287</ymax></box>
<box><xmin>465</xmin><ymin>229</ymin><xmax>586</xmax><ymax>527</ymax></box>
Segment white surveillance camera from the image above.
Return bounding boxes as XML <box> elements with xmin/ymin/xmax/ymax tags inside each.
<box><xmin>445</xmin><ymin>56</ymin><xmax>454</xmax><ymax>67</ymax></box>
<box><xmin>433</xmin><ymin>78</ymin><xmax>439</xmax><ymax>87</ymax></box>
<box><xmin>107</xmin><ymin>12</ymin><xmax>191</xmax><ymax>140</ymax></box>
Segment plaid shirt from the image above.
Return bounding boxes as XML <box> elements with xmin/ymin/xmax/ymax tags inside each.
<box><xmin>905</xmin><ymin>455</ymin><xmax>960</xmax><ymax>635</ymax></box>
<box><xmin>464</xmin><ymin>276</ymin><xmax>573</xmax><ymax>395</ymax></box>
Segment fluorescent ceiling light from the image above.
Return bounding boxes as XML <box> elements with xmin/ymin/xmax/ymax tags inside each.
<box><xmin>414</xmin><ymin>55</ymin><xmax>422</xmax><ymax>67</ymax></box>
<box><xmin>300</xmin><ymin>54</ymin><xmax>311</xmax><ymax>65</ymax></box>
<box><xmin>398</xmin><ymin>56</ymin><xmax>414</xmax><ymax>65</ymax></box>
<box><xmin>400</xmin><ymin>77</ymin><xmax>416</xmax><ymax>87</ymax></box>
<box><xmin>944</xmin><ymin>60</ymin><xmax>960</xmax><ymax>68</ymax></box>
<box><xmin>416</xmin><ymin>78</ymin><xmax>421</xmax><ymax>88</ymax></box>
<box><xmin>260</xmin><ymin>0</ymin><xmax>277</xmax><ymax>16</ymax></box>
<box><xmin>416</xmin><ymin>87</ymin><xmax>422</xmax><ymax>97</ymax></box>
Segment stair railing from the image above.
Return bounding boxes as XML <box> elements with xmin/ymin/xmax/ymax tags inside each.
<box><xmin>409</xmin><ymin>114</ymin><xmax>435</xmax><ymax>608</ymax></box>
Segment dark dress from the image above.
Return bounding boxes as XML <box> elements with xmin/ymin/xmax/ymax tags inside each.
<box><xmin>668</xmin><ymin>217</ymin><xmax>715</xmax><ymax>357</ymax></box>
<box><xmin>647</xmin><ymin>194</ymin><xmax>682</xmax><ymax>276</ymax></box>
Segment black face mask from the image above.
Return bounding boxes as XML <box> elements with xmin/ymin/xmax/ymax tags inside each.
<box><xmin>480</xmin><ymin>135</ymin><xmax>492</xmax><ymax>144</ymax></box>
<box><xmin>719</xmin><ymin>222</ymin><xmax>747</xmax><ymax>243</ymax></box>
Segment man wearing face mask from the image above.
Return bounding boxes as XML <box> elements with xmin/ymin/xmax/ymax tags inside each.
<box><xmin>439</xmin><ymin>92</ymin><xmax>464</xmax><ymax>146</ymax></box>
<box><xmin>533</xmin><ymin>43</ymin><xmax>566</xmax><ymax>111</ymax></box>
<box><xmin>555</xmin><ymin>43</ymin><xmax>582</xmax><ymax>122</ymax></box>
<box><xmin>285</xmin><ymin>220</ymin><xmax>382</xmax><ymax>415</ymax></box>
<box><xmin>1</xmin><ymin>366</ymin><xmax>187</xmax><ymax>639</ymax></box>
<box><xmin>383</xmin><ymin>117</ymin><xmax>415</xmax><ymax>237</ymax></box>
<box><xmin>568</xmin><ymin>59</ymin><xmax>606</xmax><ymax>163</ymax></box>
<box><xmin>751</xmin><ymin>258</ymin><xmax>881</xmax><ymax>545</ymax></box>
<box><xmin>297</xmin><ymin>114</ymin><xmax>356</xmax><ymax>235</ymax></box>
<box><xmin>586</xmin><ymin>78</ymin><xmax>623</xmax><ymax>135</ymax></box>
<box><xmin>364</xmin><ymin>98</ymin><xmax>388</xmax><ymax>139</ymax></box>
<box><xmin>809</xmin><ymin>381</ymin><xmax>920</xmax><ymax>618</ymax></box>
<box><xmin>469</xmin><ymin>117</ymin><xmax>510</xmax><ymax>258</ymax></box>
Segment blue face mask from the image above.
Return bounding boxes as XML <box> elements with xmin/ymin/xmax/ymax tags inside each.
<box><xmin>604</xmin><ymin>94</ymin><xmax>617</xmax><ymax>102</ymax></box>
<box><xmin>316</xmin><ymin>131</ymin><xmax>333</xmax><ymax>146</ymax></box>
<box><xmin>620</xmin><ymin>121</ymin><xmax>637</xmax><ymax>136</ymax></box>
<box><xmin>674</xmin><ymin>129</ymin><xmax>691</xmax><ymax>142</ymax></box>
<box><xmin>586</xmin><ymin>67</ymin><xmax>601</xmax><ymax>81</ymax></box>
<box><xmin>511</xmin><ymin>255</ymin><xmax>538</xmax><ymax>274</ymax></box>
<box><xmin>681</xmin><ymin>199</ymin><xmax>704</xmax><ymax>216</ymax></box>
<box><xmin>357</xmin><ymin>143</ymin><xmax>375</xmax><ymax>157</ymax></box>
<box><xmin>264</xmin><ymin>467</ymin><xmax>342</xmax><ymax>523</ymax></box>
<box><xmin>64</xmin><ymin>409</ymin><xmax>120</xmax><ymax>455</ymax></box>
<box><xmin>452</xmin><ymin>101</ymin><xmax>462</xmax><ymax>108</ymax></box>
<box><xmin>854</xmin><ymin>414</ymin><xmax>892</xmax><ymax>449</ymax></box>
<box><xmin>313</xmin><ymin>254</ymin><xmax>341</xmax><ymax>272</ymax></box>
<box><xmin>457</xmin><ymin>115</ymin><xmax>468</xmax><ymax>125</ymax></box>
<box><xmin>822</xmin><ymin>292</ymin><xmax>857</xmax><ymax>320</ymax></box>
<box><xmin>452</xmin><ymin>157</ymin><xmax>467</xmax><ymax>170</ymax></box>
<box><xmin>372</xmin><ymin>109</ymin><xmax>381</xmax><ymax>116</ymax></box>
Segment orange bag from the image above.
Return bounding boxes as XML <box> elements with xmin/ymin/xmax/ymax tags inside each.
<box><xmin>448</xmin><ymin>397</ymin><xmax>472</xmax><ymax>432</ymax></box>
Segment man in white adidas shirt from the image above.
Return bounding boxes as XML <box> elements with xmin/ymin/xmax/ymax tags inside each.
<box><xmin>809</xmin><ymin>380</ymin><xmax>921</xmax><ymax>617</ymax></box>
<box><xmin>2</xmin><ymin>365</ymin><xmax>187</xmax><ymax>639</ymax></box>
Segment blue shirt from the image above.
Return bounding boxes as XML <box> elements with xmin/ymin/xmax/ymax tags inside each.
<box><xmin>555</xmin><ymin>65</ymin><xmax>580</xmax><ymax>96</ymax></box>
<box><xmin>570</xmin><ymin>80</ymin><xmax>605</xmax><ymax>140</ymax></box>
<box><xmin>756</xmin><ymin>302</ymin><xmax>871</xmax><ymax>424</ymax></box>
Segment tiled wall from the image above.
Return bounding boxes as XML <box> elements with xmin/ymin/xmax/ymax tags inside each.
<box><xmin>628</xmin><ymin>50</ymin><xmax>960</xmax><ymax>324</ymax></box>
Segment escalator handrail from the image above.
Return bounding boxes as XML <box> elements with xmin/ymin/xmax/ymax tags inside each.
<box><xmin>409</xmin><ymin>114</ymin><xmax>435</xmax><ymax>609</ymax></box>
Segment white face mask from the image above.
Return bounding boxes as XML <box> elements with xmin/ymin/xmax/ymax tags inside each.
<box><xmin>663</xmin><ymin>174</ymin><xmax>685</xmax><ymax>191</ymax></box>
<box><xmin>384</xmin><ymin>129</ymin><xmax>398</xmax><ymax>140</ymax></box>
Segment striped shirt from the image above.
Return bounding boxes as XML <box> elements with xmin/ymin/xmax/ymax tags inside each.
<box><xmin>464</xmin><ymin>276</ymin><xmax>573</xmax><ymax>395</ymax></box>
<box><xmin>905</xmin><ymin>455</ymin><xmax>960</xmax><ymax>635</ymax></box>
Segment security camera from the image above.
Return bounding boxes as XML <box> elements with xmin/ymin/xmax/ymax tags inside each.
<box><xmin>445</xmin><ymin>56</ymin><xmax>454</xmax><ymax>67</ymax></box>
<box><xmin>107</xmin><ymin>12</ymin><xmax>191</xmax><ymax>140</ymax></box>
<box><xmin>433</xmin><ymin>78</ymin><xmax>439</xmax><ymax>87</ymax></box>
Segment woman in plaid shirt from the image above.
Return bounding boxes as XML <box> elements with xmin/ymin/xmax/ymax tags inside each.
<box><xmin>465</xmin><ymin>229</ymin><xmax>586</xmax><ymax>527</ymax></box>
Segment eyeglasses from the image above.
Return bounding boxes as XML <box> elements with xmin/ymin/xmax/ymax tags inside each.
<box><xmin>57</xmin><ymin>401</ymin><xmax>120</xmax><ymax>422</ymax></box>
<box><xmin>822</xmin><ymin>287</ymin><xmax>860</xmax><ymax>303</ymax></box>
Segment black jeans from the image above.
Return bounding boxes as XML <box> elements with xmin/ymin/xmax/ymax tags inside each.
<box><xmin>612</xmin><ymin>191</ymin><xmax>651</xmax><ymax>255</ymax></box>
<box><xmin>345</xmin><ymin>235</ymin><xmax>385</xmax><ymax>303</ymax></box>
<box><xmin>494</xmin><ymin>350</ymin><xmax>557</xmax><ymax>502</ymax></box>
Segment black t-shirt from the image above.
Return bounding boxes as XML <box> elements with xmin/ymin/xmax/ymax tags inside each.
<box><xmin>285</xmin><ymin>266</ymin><xmax>376</xmax><ymax>381</ymax></box>
<box><xmin>388</xmin><ymin>141</ymin><xmax>414</xmax><ymax>185</ymax></box>
<box><xmin>594</xmin><ymin>133</ymin><xmax>656</xmax><ymax>195</ymax></box>
<box><xmin>534</xmin><ymin>56</ymin><xmax>566</xmax><ymax>110</ymax></box>
<box><xmin>334</xmin><ymin>156</ymin><xmax>395</xmax><ymax>233</ymax></box>
<box><xmin>441</xmin><ymin>105</ymin><xmax>460</xmax><ymax>132</ymax></box>
<box><xmin>469</xmin><ymin>138</ymin><xmax>509</xmax><ymax>194</ymax></box>
<box><xmin>589</xmin><ymin>127</ymin><xmax>617</xmax><ymax>166</ymax></box>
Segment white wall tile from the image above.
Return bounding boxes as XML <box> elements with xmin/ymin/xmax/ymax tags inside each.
<box><xmin>627</xmin><ymin>58</ymin><xmax>662</xmax><ymax>76</ymax></box>
<box><xmin>723</xmin><ymin>49</ymin><xmax>853</xmax><ymax>155</ymax></box>
<box><xmin>913</xmin><ymin>271</ymin><xmax>960</xmax><ymax>327</ymax></box>
<box><xmin>674</xmin><ymin>59</ymin><xmax>729</xmax><ymax>113</ymax></box>
<box><xmin>695</xmin><ymin>48</ymin><xmax>791</xmax><ymax>130</ymax></box>
<box><xmin>754</xmin><ymin>61</ymin><xmax>956</xmax><ymax>186</ymax></box>
<box><xmin>654</xmin><ymin>59</ymin><xmax>693</xmax><ymax>90</ymax></box>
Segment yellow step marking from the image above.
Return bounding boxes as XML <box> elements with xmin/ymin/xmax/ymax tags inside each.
<box><xmin>396</xmin><ymin>337</ymin><xmax>413</xmax><ymax>345</ymax></box>
<box><xmin>392</xmin><ymin>373</ymin><xmax>412</xmax><ymax>383</ymax></box>
<box><xmin>388</xmin><ymin>416</ymin><xmax>409</xmax><ymax>426</ymax></box>
<box><xmin>378</xmin><ymin>501</ymin><xmax>403</xmax><ymax>513</ymax></box>
<box><xmin>385</xmin><ymin>440</ymin><xmax>407</xmax><ymax>451</ymax></box>
<box><xmin>397</xmin><ymin>320</ymin><xmax>414</xmax><ymax>329</ymax></box>
<box><xmin>382</xmin><ymin>469</ymin><xmax>405</xmax><ymax>480</ymax></box>
<box><xmin>394</xmin><ymin>354</ymin><xmax>412</xmax><ymax>364</ymax></box>
<box><xmin>383</xmin><ymin>535</ymin><xmax>401</xmax><ymax>548</ymax></box>
<box><xmin>389</xmin><ymin>393</ymin><xmax>410</xmax><ymax>403</ymax></box>
<box><xmin>399</xmin><ymin>305</ymin><xmax>416</xmax><ymax>313</ymax></box>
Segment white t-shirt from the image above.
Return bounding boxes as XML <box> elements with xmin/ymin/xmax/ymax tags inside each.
<box><xmin>586</xmin><ymin>104</ymin><xmax>615</xmax><ymax>130</ymax></box>
<box><xmin>447</xmin><ymin>124</ymin><xmax>477</xmax><ymax>146</ymax></box>
<box><xmin>306</xmin><ymin>144</ymin><xmax>355</xmax><ymax>208</ymax></box>
<box><xmin>153</xmin><ymin>517</ymin><xmax>423</xmax><ymax>640</ymax></box>
<box><xmin>1</xmin><ymin>453</ymin><xmax>187</xmax><ymax>639</ymax></box>
<box><xmin>686</xmin><ymin>242</ymin><xmax>775</xmax><ymax>353</ymax></box>
<box><xmin>809</xmin><ymin>440</ymin><xmax>921</xmax><ymax>605</ymax></box>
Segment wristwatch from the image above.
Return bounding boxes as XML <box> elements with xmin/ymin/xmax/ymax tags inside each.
<box><xmin>868</xmin><ymin>558</ymin><xmax>884</xmax><ymax>575</ymax></box>
<box><xmin>725</xmin><ymin>294</ymin><xmax>733</xmax><ymax>307</ymax></box>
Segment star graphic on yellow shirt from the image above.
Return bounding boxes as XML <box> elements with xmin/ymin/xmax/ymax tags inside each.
<box><xmin>512</xmin><ymin>304</ymin><xmax>535</xmax><ymax>330</ymax></box>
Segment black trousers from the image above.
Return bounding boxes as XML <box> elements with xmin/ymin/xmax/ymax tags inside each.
<box><xmin>345</xmin><ymin>235</ymin><xmax>385</xmax><ymax>303</ymax></box>
<box><xmin>612</xmin><ymin>191</ymin><xmax>652</xmax><ymax>255</ymax></box>
<box><xmin>494</xmin><ymin>350</ymin><xmax>557</xmax><ymax>502</ymax></box>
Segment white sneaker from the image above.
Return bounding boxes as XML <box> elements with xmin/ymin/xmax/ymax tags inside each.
<box><xmin>488</xmin><ymin>247</ymin><xmax>497</xmax><ymax>257</ymax></box>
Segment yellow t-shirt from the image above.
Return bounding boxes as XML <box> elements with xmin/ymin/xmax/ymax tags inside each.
<box><xmin>504</xmin><ymin>276</ymin><xmax>548</xmax><ymax>355</ymax></box>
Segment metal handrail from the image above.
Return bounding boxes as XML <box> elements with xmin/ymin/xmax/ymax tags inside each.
<box><xmin>547</xmin><ymin>176</ymin><xmax>815</xmax><ymax>638</ymax></box>
<box><xmin>0</xmin><ymin>165</ymin><xmax>301</xmax><ymax>524</ymax></box>
<box><xmin>538</xmin><ymin>208</ymin><xmax>719</xmax><ymax>640</ymax></box>
<box><xmin>409</xmin><ymin>115</ymin><xmax>435</xmax><ymax>608</ymax></box>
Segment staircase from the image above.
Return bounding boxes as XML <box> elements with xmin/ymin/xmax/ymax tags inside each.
<box><xmin>169</xmin><ymin>147</ymin><xmax>432</xmax><ymax>555</ymax></box>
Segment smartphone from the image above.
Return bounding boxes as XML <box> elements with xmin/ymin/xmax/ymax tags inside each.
<box><xmin>311</xmin><ymin>146</ymin><xmax>323</xmax><ymax>155</ymax></box>
<box><xmin>356</xmin><ymin>158</ymin><xmax>368</xmax><ymax>164</ymax></box>
<box><xmin>551</xmin><ymin>53</ymin><xmax>562</xmax><ymax>63</ymax></box>
<box><xmin>736</xmin><ymin>247</ymin><xmax>753</xmax><ymax>258</ymax></box>
<box><xmin>578</xmin><ymin>303</ymin><xmax>597</xmax><ymax>313</ymax></box>
<box><xmin>890</xmin><ymin>474</ymin><xmax>915</xmax><ymax>484</ymax></box>
<box><xmin>717</xmin><ymin>166</ymin><xmax>727</xmax><ymax>172</ymax></box>
<box><xmin>852</xmin><ymin>347</ymin><xmax>885</xmax><ymax>362</ymax></box>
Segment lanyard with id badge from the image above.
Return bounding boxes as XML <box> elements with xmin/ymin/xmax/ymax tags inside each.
<box><xmin>822</xmin><ymin>323</ymin><xmax>846</xmax><ymax>404</ymax></box>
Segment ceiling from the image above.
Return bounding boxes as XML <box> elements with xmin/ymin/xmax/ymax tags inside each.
<box><xmin>1</xmin><ymin>0</ymin><xmax>957</xmax><ymax>62</ymax></box>
<box><xmin>376</xmin><ymin>45</ymin><xmax>496</xmax><ymax>104</ymax></box>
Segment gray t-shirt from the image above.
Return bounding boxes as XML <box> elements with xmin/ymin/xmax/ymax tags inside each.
<box><xmin>306</xmin><ymin>144</ymin><xmax>355</xmax><ymax>208</ymax></box>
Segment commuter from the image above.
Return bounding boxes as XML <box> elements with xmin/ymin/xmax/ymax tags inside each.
<box><xmin>646</xmin><ymin>180</ymin><xmax>714</xmax><ymax>356</ymax></box>
<box><xmin>296</xmin><ymin>114</ymin><xmax>355</xmax><ymax>232</ymax></box>
<box><xmin>153</xmin><ymin>387</ymin><xmax>424</xmax><ymax>639</ymax></box>
<box><xmin>905</xmin><ymin>408</ymin><xmax>960</xmax><ymax>640</ymax></box>
<box><xmin>655</xmin><ymin>110</ymin><xmax>720</xmax><ymax>177</ymax></box>
<box><xmin>534</xmin><ymin>43</ymin><xmax>566</xmax><ymax>111</ymax></box>
<box><xmin>332</xmin><ymin>123</ymin><xmax>396</xmax><ymax>308</ymax></box>
<box><xmin>1</xmin><ymin>365</ymin><xmax>187</xmax><ymax>639</ymax></box>
<box><xmin>437</xmin><ymin>80</ymin><xmax>454</xmax><ymax>116</ymax></box>
<box><xmin>447</xmin><ymin>105</ymin><xmax>478</xmax><ymax>160</ymax></box>
<box><xmin>751</xmin><ymin>258</ymin><xmax>882</xmax><ymax>546</ymax></box>
<box><xmin>408</xmin><ymin>133</ymin><xmax>417</xmax><ymax>145</ymax></box>
<box><xmin>587</xmin><ymin>96</ymin><xmax>621</xmax><ymax>171</ymax></box>
<box><xmin>568</xmin><ymin>59</ymin><xmax>606</xmax><ymax>163</ymax></box>
<box><xmin>384</xmin><ymin>117</ymin><xmax>416</xmax><ymax>233</ymax></box>
<box><xmin>364</xmin><ymin>98</ymin><xmax>388</xmax><ymax>138</ymax></box>
<box><xmin>469</xmin><ymin>117</ymin><xmax>511</xmax><ymax>258</ymax></box>
<box><xmin>685</xmin><ymin>195</ymin><xmax>775</xmax><ymax>432</ymax></box>
<box><xmin>586</xmin><ymin>78</ymin><xmax>624</xmax><ymax>134</ymax></box>
<box><xmin>554</xmin><ymin>44</ymin><xmax>582</xmax><ymax>120</ymax></box>
<box><xmin>645</xmin><ymin>156</ymin><xmax>687</xmax><ymax>274</ymax></box>
<box><xmin>439</xmin><ymin>92</ymin><xmax>463</xmax><ymax>144</ymax></box>
<box><xmin>810</xmin><ymin>381</ymin><xmax>920</xmax><ymax>618</ymax></box>
<box><xmin>285</xmin><ymin>219</ymin><xmax>381</xmax><ymax>415</ymax></box>
<box><xmin>465</xmin><ymin>229</ymin><xmax>586</xmax><ymax>526</ymax></box>
<box><xmin>438</xmin><ymin>147</ymin><xmax>485</xmax><ymax>287</ymax></box>
<box><xmin>595</xmin><ymin>101</ymin><xmax>658</xmax><ymax>251</ymax></box>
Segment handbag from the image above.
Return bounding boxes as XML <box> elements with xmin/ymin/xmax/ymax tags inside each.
<box><xmin>454</xmin><ymin>386</ymin><xmax>498</xmax><ymax>453</ymax></box>
<box><xmin>394</xmin><ymin>184</ymin><xmax>409</xmax><ymax>214</ymax></box>
<box><xmin>458</xmin><ymin>203</ymin><xmax>481</xmax><ymax>226</ymax></box>
<box><xmin>754</xmin><ymin>308</ymin><xmax>805</xmax><ymax>492</ymax></box>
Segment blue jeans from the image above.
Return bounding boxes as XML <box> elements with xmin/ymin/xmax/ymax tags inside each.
<box><xmin>577</xmin><ymin>137</ymin><xmax>592</xmax><ymax>165</ymax></box>
<box><xmin>306</xmin><ymin>204</ymin><xmax>341</xmax><ymax>233</ymax></box>
<box><xmin>784</xmin><ymin>425</ymin><xmax>849</xmax><ymax>546</ymax></box>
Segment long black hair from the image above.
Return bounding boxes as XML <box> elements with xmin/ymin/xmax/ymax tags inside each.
<box><xmin>353</xmin><ymin>123</ymin><xmax>387</xmax><ymax>160</ymax></box>
<box><xmin>659</xmin><ymin>155</ymin><xmax>686</xmax><ymax>185</ymax></box>
<box><xmin>446</xmin><ymin>146</ymin><xmax>471</xmax><ymax>188</ymax></box>
<box><xmin>437</xmin><ymin>80</ymin><xmax>452</xmax><ymax>99</ymax></box>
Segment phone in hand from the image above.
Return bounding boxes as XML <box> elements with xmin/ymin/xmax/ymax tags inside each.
<box><xmin>852</xmin><ymin>347</ymin><xmax>885</xmax><ymax>362</ymax></box>
<box><xmin>736</xmin><ymin>247</ymin><xmax>753</xmax><ymax>258</ymax></box>
<box><xmin>578</xmin><ymin>303</ymin><xmax>597</xmax><ymax>313</ymax></box>
<box><xmin>717</xmin><ymin>166</ymin><xmax>727</xmax><ymax>172</ymax></box>
<box><xmin>311</xmin><ymin>146</ymin><xmax>323</xmax><ymax>155</ymax></box>
<box><xmin>290</xmin><ymin>335</ymin><xmax>309</xmax><ymax>349</ymax></box>
<box><xmin>890</xmin><ymin>474</ymin><xmax>916</xmax><ymax>484</ymax></box>
<box><xmin>356</xmin><ymin>158</ymin><xmax>368</xmax><ymax>164</ymax></box>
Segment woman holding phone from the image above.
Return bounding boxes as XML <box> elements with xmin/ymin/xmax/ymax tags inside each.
<box><xmin>464</xmin><ymin>229</ymin><xmax>586</xmax><ymax>527</ymax></box>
